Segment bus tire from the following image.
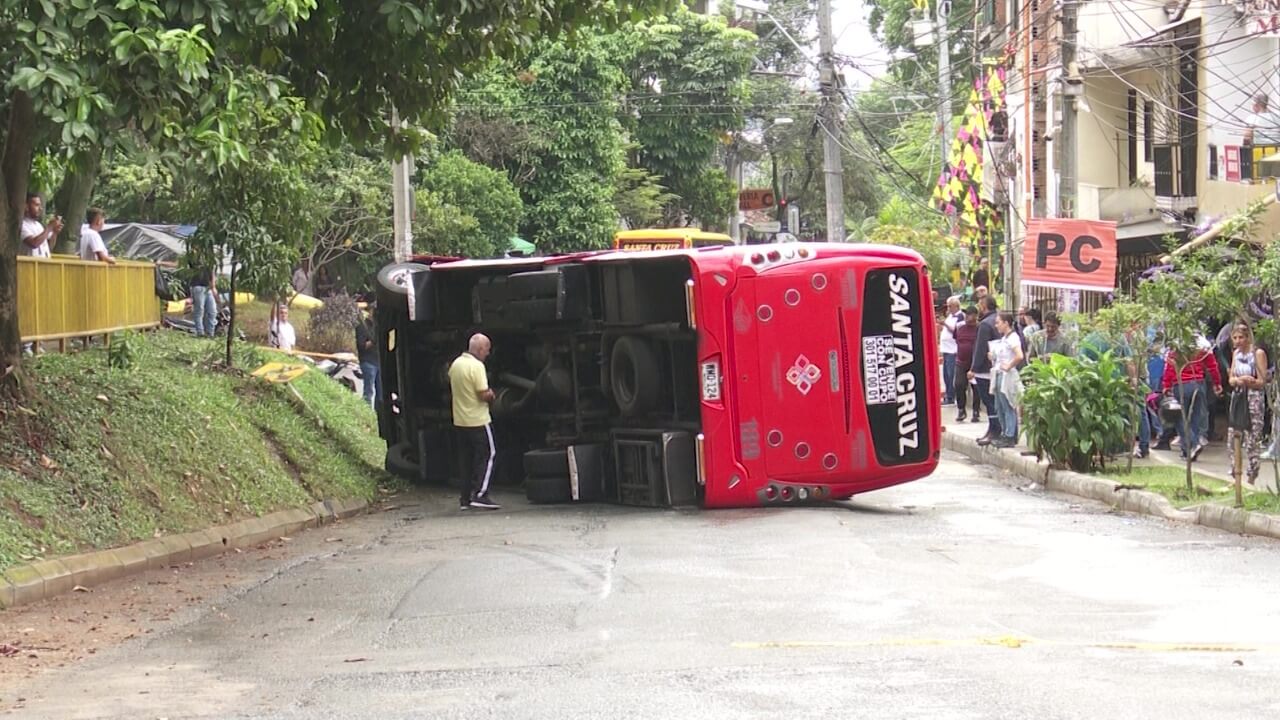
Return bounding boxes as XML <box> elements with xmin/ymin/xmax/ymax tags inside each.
<box><xmin>526</xmin><ymin>474</ymin><xmax>573</xmax><ymax>504</ymax></box>
<box><xmin>610</xmin><ymin>336</ymin><xmax>661</xmax><ymax>416</ymax></box>
<box><xmin>523</xmin><ymin>448</ymin><xmax>570</xmax><ymax>477</ymax></box>
<box><xmin>376</xmin><ymin>262</ymin><xmax>429</xmax><ymax>305</ymax></box>
<box><xmin>384</xmin><ymin>442</ymin><xmax>419</xmax><ymax>480</ymax></box>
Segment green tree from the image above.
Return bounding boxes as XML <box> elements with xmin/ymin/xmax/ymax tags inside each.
<box><xmin>614</xmin><ymin>164</ymin><xmax>678</xmax><ymax>229</ymax></box>
<box><xmin>93</xmin><ymin>154</ymin><xmax>183</xmax><ymax>223</ymax></box>
<box><xmin>418</xmin><ymin>150</ymin><xmax>523</xmax><ymax>258</ymax></box>
<box><xmin>1</xmin><ymin>0</ymin><xmax>669</xmax><ymax>387</ymax></box>
<box><xmin>617</xmin><ymin>8</ymin><xmax>756</xmax><ymax>225</ymax></box>
<box><xmin>305</xmin><ymin>146</ymin><xmax>393</xmax><ymax>288</ymax></box>
<box><xmin>413</xmin><ymin>189</ymin><xmax>485</xmax><ymax>258</ymax></box>
<box><xmin>866</xmin><ymin>224</ymin><xmax>959</xmax><ymax>278</ymax></box>
<box><xmin>491</xmin><ymin>37</ymin><xmax>629</xmax><ymax>252</ymax></box>
<box><xmin>181</xmin><ymin>95</ymin><xmax>323</xmax><ymax>366</ymax></box>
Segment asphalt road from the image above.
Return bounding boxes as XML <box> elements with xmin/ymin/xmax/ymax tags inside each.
<box><xmin>5</xmin><ymin>452</ymin><xmax>1280</xmax><ymax>720</ymax></box>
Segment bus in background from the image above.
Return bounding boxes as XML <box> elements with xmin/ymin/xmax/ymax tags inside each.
<box><xmin>613</xmin><ymin>228</ymin><xmax>731</xmax><ymax>251</ymax></box>
<box><xmin>374</xmin><ymin>243</ymin><xmax>940</xmax><ymax>509</ymax></box>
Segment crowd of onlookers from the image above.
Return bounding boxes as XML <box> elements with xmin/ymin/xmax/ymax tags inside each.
<box><xmin>938</xmin><ymin>295</ymin><xmax>1276</xmax><ymax>485</ymax></box>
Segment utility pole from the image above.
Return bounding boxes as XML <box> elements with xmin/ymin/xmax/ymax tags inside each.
<box><xmin>936</xmin><ymin>0</ymin><xmax>952</xmax><ymax>174</ymax></box>
<box><xmin>391</xmin><ymin>107</ymin><xmax>414</xmax><ymax>263</ymax></box>
<box><xmin>1059</xmin><ymin>0</ymin><xmax>1079</xmax><ymax>218</ymax></box>
<box><xmin>816</xmin><ymin>0</ymin><xmax>845</xmax><ymax>242</ymax></box>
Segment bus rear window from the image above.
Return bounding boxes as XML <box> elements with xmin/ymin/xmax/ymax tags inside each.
<box><xmin>860</xmin><ymin>267</ymin><xmax>930</xmax><ymax>466</ymax></box>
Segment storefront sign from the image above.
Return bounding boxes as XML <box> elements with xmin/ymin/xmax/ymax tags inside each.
<box><xmin>738</xmin><ymin>188</ymin><xmax>775</xmax><ymax>211</ymax></box>
<box><xmin>1243</xmin><ymin>0</ymin><xmax>1280</xmax><ymax>36</ymax></box>
<box><xmin>1021</xmin><ymin>218</ymin><xmax>1118</xmax><ymax>292</ymax></box>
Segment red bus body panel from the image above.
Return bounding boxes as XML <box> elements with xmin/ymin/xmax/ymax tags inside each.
<box><xmin>677</xmin><ymin>244</ymin><xmax>940</xmax><ymax>507</ymax></box>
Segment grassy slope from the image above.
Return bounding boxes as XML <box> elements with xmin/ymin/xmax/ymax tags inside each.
<box><xmin>0</xmin><ymin>331</ymin><xmax>392</xmax><ymax>569</ymax></box>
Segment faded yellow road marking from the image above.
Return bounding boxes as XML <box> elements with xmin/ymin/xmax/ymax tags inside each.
<box><xmin>732</xmin><ymin>636</ymin><xmax>1275</xmax><ymax>653</ymax></box>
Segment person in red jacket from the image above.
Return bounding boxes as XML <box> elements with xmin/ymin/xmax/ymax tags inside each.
<box><xmin>1161</xmin><ymin>338</ymin><xmax>1223</xmax><ymax>461</ymax></box>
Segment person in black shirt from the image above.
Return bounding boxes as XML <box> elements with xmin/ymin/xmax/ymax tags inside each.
<box><xmin>355</xmin><ymin>302</ymin><xmax>379</xmax><ymax>407</ymax></box>
<box><xmin>188</xmin><ymin>264</ymin><xmax>218</xmax><ymax>337</ymax></box>
<box><xmin>971</xmin><ymin>257</ymin><xmax>990</xmax><ymax>292</ymax></box>
<box><xmin>967</xmin><ymin>296</ymin><xmax>1002</xmax><ymax>442</ymax></box>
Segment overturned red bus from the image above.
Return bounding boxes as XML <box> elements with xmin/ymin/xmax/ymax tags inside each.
<box><xmin>373</xmin><ymin>243</ymin><xmax>940</xmax><ymax>508</ymax></box>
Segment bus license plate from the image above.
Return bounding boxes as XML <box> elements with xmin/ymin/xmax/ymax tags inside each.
<box><xmin>701</xmin><ymin>361</ymin><xmax>721</xmax><ymax>401</ymax></box>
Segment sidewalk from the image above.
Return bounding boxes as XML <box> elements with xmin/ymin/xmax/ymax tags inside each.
<box><xmin>941</xmin><ymin>407</ymin><xmax>1280</xmax><ymax>493</ymax></box>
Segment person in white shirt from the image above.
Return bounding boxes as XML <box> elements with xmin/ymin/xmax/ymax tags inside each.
<box><xmin>78</xmin><ymin>208</ymin><xmax>116</xmax><ymax>263</ymax></box>
<box><xmin>938</xmin><ymin>296</ymin><xmax>963</xmax><ymax>406</ymax></box>
<box><xmin>982</xmin><ymin>311</ymin><xmax>1025</xmax><ymax>450</ymax></box>
<box><xmin>268</xmin><ymin>305</ymin><xmax>297</xmax><ymax>352</ymax></box>
<box><xmin>19</xmin><ymin>193</ymin><xmax>63</xmax><ymax>258</ymax></box>
<box><xmin>291</xmin><ymin>258</ymin><xmax>312</xmax><ymax>295</ymax></box>
<box><xmin>1244</xmin><ymin>92</ymin><xmax>1280</xmax><ymax>146</ymax></box>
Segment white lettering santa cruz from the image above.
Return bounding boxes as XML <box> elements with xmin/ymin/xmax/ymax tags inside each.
<box><xmin>888</xmin><ymin>273</ymin><xmax>919</xmax><ymax>454</ymax></box>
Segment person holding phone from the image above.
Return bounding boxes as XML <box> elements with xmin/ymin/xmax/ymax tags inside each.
<box><xmin>20</xmin><ymin>193</ymin><xmax>63</xmax><ymax>258</ymax></box>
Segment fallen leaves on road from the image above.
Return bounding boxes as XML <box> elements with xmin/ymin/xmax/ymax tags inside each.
<box><xmin>325</xmin><ymin>537</ymin><xmax>343</xmax><ymax>543</ymax></box>
<box><xmin>72</xmin><ymin>586</ymin><xmax>89</xmax><ymax>593</ymax></box>
<box><xmin>343</xmin><ymin>657</ymin><xmax>370</xmax><ymax>663</ymax></box>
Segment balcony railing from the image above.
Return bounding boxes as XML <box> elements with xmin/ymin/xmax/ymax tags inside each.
<box><xmin>18</xmin><ymin>255</ymin><xmax>160</xmax><ymax>348</ymax></box>
<box><xmin>1152</xmin><ymin>143</ymin><xmax>1196</xmax><ymax>212</ymax></box>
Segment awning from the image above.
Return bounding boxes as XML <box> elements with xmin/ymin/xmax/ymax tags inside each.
<box><xmin>1116</xmin><ymin>217</ymin><xmax>1184</xmax><ymax>255</ymax></box>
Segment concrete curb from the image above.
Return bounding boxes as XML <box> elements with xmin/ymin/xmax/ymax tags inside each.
<box><xmin>944</xmin><ymin>431</ymin><xmax>1280</xmax><ymax>541</ymax></box>
<box><xmin>0</xmin><ymin>497</ymin><xmax>370</xmax><ymax>610</ymax></box>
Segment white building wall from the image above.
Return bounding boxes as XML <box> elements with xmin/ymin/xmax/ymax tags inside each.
<box><xmin>1201</xmin><ymin>3</ymin><xmax>1279</xmax><ymax>150</ymax></box>
<box><xmin>1077</xmin><ymin>1</ymin><xmax>1170</xmax><ymax>60</ymax></box>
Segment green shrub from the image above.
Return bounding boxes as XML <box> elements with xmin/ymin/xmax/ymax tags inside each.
<box><xmin>306</xmin><ymin>292</ymin><xmax>362</xmax><ymax>354</ymax></box>
<box><xmin>108</xmin><ymin>330</ymin><xmax>141</xmax><ymax>370</ymax></box>
<box><xmin>1021</xmin><ymin>351</ymin><xmax>1138</xmax><ymax>472</ymax></box>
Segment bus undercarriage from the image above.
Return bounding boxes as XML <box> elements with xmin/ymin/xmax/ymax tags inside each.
<box><xmin>375</xmin><ymin>255</ymin><xmax>706</xmax><ymax>507</ymax></box>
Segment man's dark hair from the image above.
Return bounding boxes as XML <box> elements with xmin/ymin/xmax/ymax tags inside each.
<box><xmin>997</xmin><ymin>310</ymin><xmax>1016</xmax><ymax>327</ymax></box>
<box><xmin>1027</xmin><ymin>308</ymin><xmax>1042</xmax><ymax>324</ymax></box>
<box><xmin>964</xmin><ymin>305</ymin><xmax>978</xmax><ymax>316</ymax></box>
<box><xmin>86</xmin><ymin>207</ymin><xmax>105</xmax><ymax>224</ymax></box>
<box><xmin>979</xmin><ymin>296</ymin><xmax>998</xmax><ymax>313</ymax></box>
<box><xmin>1044</xmin><ymin>311</ymin><xmax>1061</xmax><ymax>326</ymax></box>
<box><xmin>25</xmin><ymin>192</ymin><xmax>42</xmax><ymax>203</ymax></box>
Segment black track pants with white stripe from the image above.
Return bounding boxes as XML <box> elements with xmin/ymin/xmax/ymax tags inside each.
<box><xmin>456</xmin><ymin>424</ymin><xmax>496</xmax><ymax>504</ymax></box>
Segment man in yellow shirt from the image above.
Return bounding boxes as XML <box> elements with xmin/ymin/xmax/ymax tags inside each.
<box><xmin>449</xmin><ymin>333</ymin><xmax>499</xmax><ymax>510</ymax></box>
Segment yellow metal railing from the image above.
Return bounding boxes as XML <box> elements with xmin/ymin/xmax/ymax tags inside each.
<box><xmin>18</xmin><ymin>255</ymin><xmax>160</xmax><ymax>343</ymax></box>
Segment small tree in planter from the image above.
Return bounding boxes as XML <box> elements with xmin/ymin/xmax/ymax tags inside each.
<box><xmin>1134</xmin><ymin>246</ymin><xmax>1254</xmax><ymax>493</ymax></box>
<box><xmin>1091</xmin><ymin>301</ymin><xmax>1155</xmax><ymax>473</ymax></box>
<box><xmin>1021</xmin><ymin>351</ymin><xmax>1137</xmax><ymax>472</ymax></box>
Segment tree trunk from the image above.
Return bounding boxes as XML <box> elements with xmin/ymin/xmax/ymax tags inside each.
<box><xmin>225</xmin><ymin>252</ymin><xmax>237</xmax><ymax>368</ymax></box>
<box><xmin>770</xmin><ymin>149</ymin><xmax>782</xmax><ymax>223</ymax></box>
<box><xmin>51</xmin><ymin>147</ymin><xmax>102</xmax><ymax>255</ymax></box>
<box><xmin>1</xmin><ymin>90</ymin><xmax>38</xmax><ymax>391</ymax></box>
<box><xmin>1177</xmin><ymin>376</ymin><xmax>1195</xmax><ymax>492</ymax></box>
